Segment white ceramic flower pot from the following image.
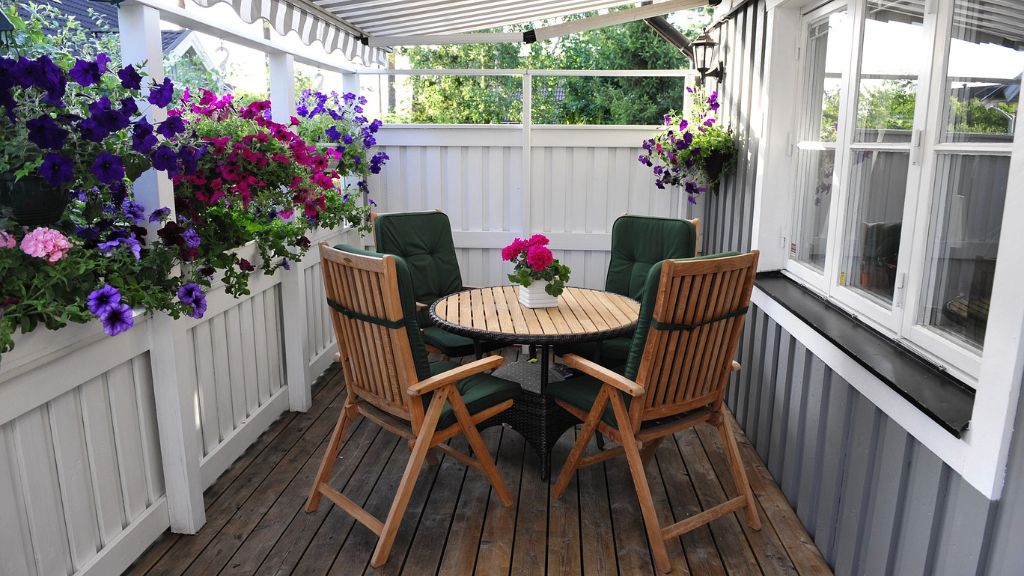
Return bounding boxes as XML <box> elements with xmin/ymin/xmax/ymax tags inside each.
<box><xmin>518</xmin><ymin>280</ymin><xmax>558</xmax><ymax>308</ymax></box>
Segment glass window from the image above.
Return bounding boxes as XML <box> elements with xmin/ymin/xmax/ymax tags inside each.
<box><xmin>942</xmin><ymin>0</ymin><xmax>1024</xmax><ymax>143</ymax></box>
<box><xmin>792</xmin><ymin>8</ymin><xmax>849</xmax><ymax>272</ymax></box>
<box><xmin>854</xmin><ymin>2</ymin><xmax>925</xmax><ymax>144</ymax></box>
<box><xmin>840</xmin><ymin>150</ymin><xmax>908</xmax><ymax>302</ymax></box>
<box><xmin>838</xmin><ymin>2</ymin><xmax>924</xmax><ymax>305</ymax></box>
<box><xmin>919</xmin><ymin>154</ymin><xmax>1008</xmax><ymax>349</ymax></box>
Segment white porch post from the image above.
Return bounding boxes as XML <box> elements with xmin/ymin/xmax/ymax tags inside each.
<box><xmin>269</xmin><ymin>53</ymin><xmax>313</xmax><ymax>412</ymax></box>
<box><xmin>118</xmin><ymin>4</ymin><xmax>206</xmax><ymax>533</ymax></box>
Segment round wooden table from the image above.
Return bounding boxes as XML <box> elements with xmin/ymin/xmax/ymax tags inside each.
<box><xmin>429</xmin><ymin>286</ymin><xmax>640</xmax><ymax>478</ymax></box>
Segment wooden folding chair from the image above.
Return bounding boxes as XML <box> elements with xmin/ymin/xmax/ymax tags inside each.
<box><xmin>306</xmin><ymin>243</ymin><xmax>518</xmax><ymax>567</ymax></box>
<box><xmin>549</xmin><ymin>251</ymin><xmax>761</xmax><ymax>574</ymax></box>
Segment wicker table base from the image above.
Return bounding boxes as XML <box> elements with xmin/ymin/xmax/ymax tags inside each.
<box><xmin>483</xmin><ymin>350</ymin><xmax>579</xmax><ymax>480</ymax></box>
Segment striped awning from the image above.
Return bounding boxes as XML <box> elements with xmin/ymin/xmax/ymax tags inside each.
<box><xmin>189</xmin><ymin>0</ymin><xmax>694</xmax><ymax>66</ymax></box>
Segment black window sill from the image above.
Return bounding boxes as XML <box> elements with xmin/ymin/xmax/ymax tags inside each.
<box><xmin>755</xmin><ymin>272</ymin><xmax>974</xmax><ymax>438</ymax></box>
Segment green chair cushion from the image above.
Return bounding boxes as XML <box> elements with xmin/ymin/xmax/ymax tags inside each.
<box><xmin>555</xmin><ymin>334</ymin><xmax>633</xmax><ymax>366</ymax></box>
<box><xmin>374</xmin><ymin>211</ymin><xmax>464</xmax><ymax>308</ymax></box>
<box><xmin>548</xmin><ymin>373</ymin><xmax>620</xmax><ymax>426</ymax></box>
<box><xmin>622</xmin><ymin>252</ymin><xmax>740</xmax><ymax>381</ymax></box>
<box><xmin>427</xmin><ymin>360</ymin><xmax>521</xmax><ymax>430</ymax></box>
<box><xmin>423</xmin><ymin>326</ymin><xmax>505</xmax><ymax>358</ymax></box>
<box><xmin>605</xmin><ymin>215</ymin><xmax>698</xmax><ymax>301</ymax></box>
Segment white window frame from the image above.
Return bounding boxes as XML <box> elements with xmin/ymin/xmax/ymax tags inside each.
<box><xmin>778</xmin><ymin>0</ymin><xmax>1021</xmax><ymax>384</ymax></box>
<box><xmin>755</xmin><ymin>0</ymin><xmax>1024</xmax><ymax>500</ymax></box>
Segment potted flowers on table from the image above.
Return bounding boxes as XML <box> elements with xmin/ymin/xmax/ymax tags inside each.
<box><xmin>638</xmin><ymin>88</ymin><xmax>737</xmax><ymax>205</ymax></box>
<box><xmin>502</xmin><ymin>234</ymin><xmax>571</xmax><ymax>308</ymax></box>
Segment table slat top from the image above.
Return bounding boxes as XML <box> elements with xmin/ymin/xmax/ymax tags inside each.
<box><xmin>430</xmin><ymin>287</ymin><xmax>640</xmax><ymax>345</ymax></box>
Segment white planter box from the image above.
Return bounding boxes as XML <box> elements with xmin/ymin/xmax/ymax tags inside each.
<box><xmin>518</xmin><ymin>281</ymin><xmax>558</xmax><ymax>308</ymax></box>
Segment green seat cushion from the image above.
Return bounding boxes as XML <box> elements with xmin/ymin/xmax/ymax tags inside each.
<box><xmin>423</xmin><ymin>326</ymin><xmax>505</xmax><ymax>358</ymax></box>
<box><xmin>374</xmin><ymin>211</ymin><xmax>464</xmax><ymax>307</ymax></box>
<box><xmin>548</xmin><ymin>374</ymin><xmax>619</xmax><ymax>426</ymax></box>
<box><xmin>427</xmin><ymin>361</ymin><xmax>521</xmax><ymax>429</ymax></box>
<box><xmin>605</xmin><ymin>215</ymin><xmax>698</xmax><ymax>301</ymax></box>
<box><xmin>555</xmin><ymin>334</ymin><xmax>633</xmax><ymax>366</ymax></box>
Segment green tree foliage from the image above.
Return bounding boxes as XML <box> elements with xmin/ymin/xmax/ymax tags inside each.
<box><xmin>397</xmin><ymin>10</ymin><xmax>711</xmax><ymax>125</ymax></box>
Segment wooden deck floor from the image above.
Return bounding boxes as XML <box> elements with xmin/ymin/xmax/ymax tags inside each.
<box><xmin>125</xmin><ymin>352</ymin><xmax>831</xmax><ymax>576</ymax></box>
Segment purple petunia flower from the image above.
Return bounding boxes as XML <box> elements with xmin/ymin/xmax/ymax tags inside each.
<box><xmin>325</xmin><ymin>125</ymin><xmax>342</xmax><ymax>141</ymax></box>
<box><xmin>98</xmin><ymin>236</ymin><xmax>142</xmax><ymax>260</ymax></box>
<box><xmin>117</xmin><ymin>65</ymin><xmax>143</xmax><ymax>90</ymax></box>
<box><xmin>151</xmin><ymin>145</ymin><xmax>178</xmax><ymax>175</ymax></box>
<box><xmin>39</xmin><ymin>153</ymin><xmax>74</xmax><ymax>186</ymax></box>
<box><xmin>149</xmin><ymin>207</ymin><xmax>170</xmax><ymax>222</ymax></box>
<box><xmin>132</xmin><ymin>118</ymin><xmax>158</xmax><ymax>154</ymax></box>
<box><xmin>147</xmin><ymin>77</ymin><xmax>174</xmax><ymax>108</ymax></box>
<box><xmin>177</xmin><ymin>282</ymin><xmax>203</xmax><ymax>305</ymax></box>
<box><xmin>342</xmin><ymin>133</ymin><xmax>353</xmax><ymax>145</ymax></box>
<box><xmin>122</xmin><ymin>199</ymin><xmax>145</xmax><ymax>221</ymax></box>
<box><xmin>87</xmin><ymin>284</ymin><xmax>122</xmax><ymax>316</ymax></box>
<box><xmin>69</xmin><ymin>53</ymin><xmax>110</xmax><ymax>87</ymax></box>
<box><xmin>91</xmin><ymin>152</ymin><xmax>125</xmax><ymax>184</ymax></box>
<box><xmin>182</xmin><ymin>228</ymin><xmax>200</xmax><ymax>249</ymax></box>
<box><xmin>100</xmin><ymin>302</ymin><xmax>134</xmax><ymax>336</ymax></box>
<box><xmin>78</xmin><ymin>118</ymin><xmax>110</xmax><ymax>142</ymax></box>
<box><xmin>120</xmin><ymin>97</ymin><xmax>139</xmax><ymax>117</ymax></box>
<box><xmin>282</xmin><ymin>258</ymin><xmax>291</xmax><ymax>271</ymax></box>
<box><xmin>156</xmin><ymin>116</ymin><xmax>185</xmax><ymax>138</ymax></box>
<box><xmin>26</xmin><ymin>115</ymin><xmax>69</xmax><ymax>149</ymax></box>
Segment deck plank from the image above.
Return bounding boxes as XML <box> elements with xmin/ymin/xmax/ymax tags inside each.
<box><xmin>122</xmin><ymin>358</ymin><xmax>831</xmax><ymax>576</ymax></box>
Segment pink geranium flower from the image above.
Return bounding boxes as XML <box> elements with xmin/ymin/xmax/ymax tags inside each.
<box><xmin>0</xmin><ymin>230</ymin><xmax>15</xmax><ymax>249</ymax></box>
<box><xmin>526</xmin><ymin>245</ymin><xmax>554</xmax><ymax>272</ymax></box>
<box><xmin>501</xmin><ymin>237</ymin><xmax>529</xmax><ymax>261</ymax></box>
<box><xmin>20</xmin><ymin>227</ymin><xmax>72</xmax><ymax>263</ymax></box>
<box><xmin>527</xmin><ymin>233</ymin><xmax>549</xmax><ymax>246</ymax></box>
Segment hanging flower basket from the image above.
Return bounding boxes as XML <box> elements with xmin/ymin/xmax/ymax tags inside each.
<box><xmin>0</xmin><ymin>174</ymin><xmax>68</xmax><ymax>226</ymax></box>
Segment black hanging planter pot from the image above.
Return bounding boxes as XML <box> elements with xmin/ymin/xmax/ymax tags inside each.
<box><xmin>0</xmin><ymin>174</ymin><xmax>69</xmax><ymax>226</ymax></box>
<box><xmin>701</xmin><ymin>150</ymin><xmax>731</xmax><ymax>187</ymax></box>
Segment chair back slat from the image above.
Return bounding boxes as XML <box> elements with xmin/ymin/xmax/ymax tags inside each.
<box><xmin>320</xmin><ymin>244</ymin><xmax>418</xmax><ymax>421</ymax></box>
<box><xmin>634</xmin><ymin>252</ymin><xmax>758</xmax><ymax>421</ymax></box>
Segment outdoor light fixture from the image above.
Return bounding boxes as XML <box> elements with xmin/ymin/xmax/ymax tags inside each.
<box><xmin>691</xmin><ymin>30</ymin><xmax>724</xmax><ymax>83</ymax></box>
<box><xmin>0</xmin><ymin>10</ymin><xmax>15</xmax><ymax>51</ymax></box>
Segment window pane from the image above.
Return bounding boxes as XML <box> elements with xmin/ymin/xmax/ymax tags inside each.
<box><xmin>800</xmin><ymin>9</ymin><xmax>850</xmax><ymax>142</ymax></box>
<box><xmin>943</xmin><ymin>0</ymin><xmax>1024</xmax><ymax>143</ymax></box>
<box><xmin>791</xmin><ymin>148</ymin><xmax>835</xmax><ymax>271</ymax></box>
<box><xmin>839</xmin><ymin>151</ymin><xmax>908</xmax><ymax>303</ymax></box>
<box><xmin>855</xmin><ymin>2</ymin><xmax>925</xmax><ymax>143</ymax></box>
<box><xmin>920</xmin><ymin>154</ymin><xmax>1008</xmax><ymax>349</ymax></box>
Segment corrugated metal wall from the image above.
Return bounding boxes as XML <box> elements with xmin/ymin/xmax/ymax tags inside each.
<box><xmin>702</xmin><ymin>0</ymin><xmax>766</xmax><ymax>254</ymax></box>
<box><xmin>714</xmin><ymin>2</ymin><xmax>1024</xmax><ymax>575</ymax></box>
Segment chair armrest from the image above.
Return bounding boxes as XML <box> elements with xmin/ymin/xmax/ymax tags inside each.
<box><xmin>731</xmin><ymin>360</ymin><xmax>741</xmax><ymax>372</ymax></box>
<box><xmin>407</xmin><ymin>355</ymin><xmax>505</xmax><ymax>397</ymax></box>
<box><xmin>561</xmin><ymin>354</ymin><xmax>644</xmax><ymax>397</ymax></box>
<box><xmin>416</xmin><ymin>301</ymin><xmax>429</xmax><ymax>312</ymax></box>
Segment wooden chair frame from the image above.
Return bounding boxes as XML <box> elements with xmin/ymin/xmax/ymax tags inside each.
<box><xmin>306</xmin><ymin>244</ymin><xmax>513</xmax><ymax>567</ymax></box>
<box><xmin>552</xmin><ymin>251</ymin><xmax>761</xmax><ymax>574</ymax></box>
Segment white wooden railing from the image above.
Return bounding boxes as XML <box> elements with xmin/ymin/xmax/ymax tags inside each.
<box><xmin>366</xmin><ymin>124</ymin><xmax>692</xmax><ymax>287</ymax></box>
<box><xmin>0</xmin><ymin>226</ymin><xmax>359</xmax><ymax>576</ymax></box>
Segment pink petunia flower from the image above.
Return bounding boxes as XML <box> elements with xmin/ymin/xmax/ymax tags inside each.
<box><xmin>0</xmin><ymin>230</ymin><xmax>15</xmax><ymax>249</ymax></box>
<box><xmin>20</xmin><ymin>227</ymin><xmax>72</xmax><ymax>263</ymax></box>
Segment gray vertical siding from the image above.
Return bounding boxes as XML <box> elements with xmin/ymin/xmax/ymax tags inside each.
<box><xmin>727</xmin><ymin>304</ymin><xmax>1008</xmax><ymax>576</ymax></box>
<box><xmin>702</xmin><ymin>0</ymin><xmax>766</xmax><ymax>255</ymax></box>
<box><xmin>710</xmin><ymin>3</ymin><xmax>1024</xmax><ymax>575</ymax></box>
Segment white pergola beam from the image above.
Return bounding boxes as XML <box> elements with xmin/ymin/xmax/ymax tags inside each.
<box><xmin>123</xmin><ymin>0</ymin><xmax>358</xmax><ymax>73</ymax></box>
<box><xmin>367</xmin><ymin>0</ymin><xmax>705</xmax><ymax>46</ymax></box>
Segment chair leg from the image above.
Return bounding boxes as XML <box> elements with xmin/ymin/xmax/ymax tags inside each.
<box><xmin>448</xmin><ymin>393</ymin><xmax>513</xmax><ymax>506</ymax></box>
<box><xmin>553</xmin><ymin>388</ymin><xmax>609</xmax><ymax>499</ymax></box>
<box><xmin>716</xmin><ymin>413</ymin><xmax>761</xmax><ymax>530</ymax></box>
<box><xmin>370</xmin><ymin>388</ymin><xmax>447</xmax><ymax>568</ymax></box>
<box><xmin>306</xmin><ymin>397</ymin><xmax>358</xmax><ymax>513</ymax></box>
<box><xmin>640</xmin><ymin>437</ymin><xmax>664</xmax><ymax>466</ymax></box>
<box><xmin>609</xmin><ymin>392</ymin><xmax>672</xmax><ymax>574</ymax></box>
